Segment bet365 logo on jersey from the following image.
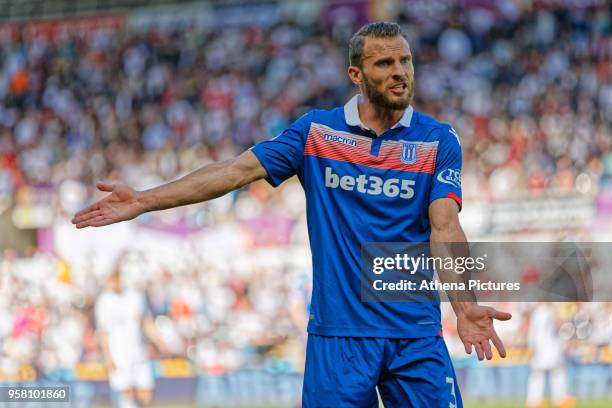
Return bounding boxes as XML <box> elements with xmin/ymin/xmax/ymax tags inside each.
<box><xmin>324</xmin><ymin>167</ymin><xmax>415</xmax><ymax>199</ymax></box>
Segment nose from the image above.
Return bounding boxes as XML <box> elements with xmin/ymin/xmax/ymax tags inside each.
<box><xmin>391</xmin><ymin>60</ymin><xmax>405</xmax><ymax>79</ymax></box>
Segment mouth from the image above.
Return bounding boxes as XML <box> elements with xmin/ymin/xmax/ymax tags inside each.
<box><xmin>389</xmin><ymin>83</ymin><xmax>407</xmax><ymax>96</ymax></box>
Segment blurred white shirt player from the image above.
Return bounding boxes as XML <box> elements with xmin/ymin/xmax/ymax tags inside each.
<box><xmin>96</xmin><ymin>265</ymin><xmax>167</xmax><ymax>408</ymax></box>
<box><xmin>526</xmin><ymin>303</ymin><xmax>575</xmax><ymax>408</ymax></box>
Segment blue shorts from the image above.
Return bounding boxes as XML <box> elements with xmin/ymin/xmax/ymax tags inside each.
<box><xmin>303</xmin><ymin>335</ymin><xmax>462</xmax><ymax>408</ymax></box>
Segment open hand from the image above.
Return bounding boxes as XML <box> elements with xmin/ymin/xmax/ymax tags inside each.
<box><xmin>72</xmin><ymin>182</ymin><xmax>146</xmax><ymax>229</ymax></box>
<box><xmin>457</xmin><ymin>304</ymin><xmax>512</xmax><ymax>360</ymax></box>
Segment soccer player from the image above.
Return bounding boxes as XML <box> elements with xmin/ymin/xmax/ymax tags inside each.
<box><xmin>96</xmin><ymin>263</ymin><xmax>168</xmax><ymax>408</ymax></box>
<box><xmin>74</xmin><ymin>22</ymin><xmax>511</xmax><ymax>407</ymax></box>
<box><xmin>526</xmin><ymin>303</ymin><xmax>574</xmax><ymax>408</ymax></box>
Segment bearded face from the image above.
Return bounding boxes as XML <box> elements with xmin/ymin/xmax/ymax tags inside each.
<box><xmin>351</xmin><ymin>35</ymin><xmax>416</xmax><ymax>111</ymax></box>
<box><xmin>362</xmin><ymin>70</ymin><xmax>415</xmax><ymax>110</ymax></box>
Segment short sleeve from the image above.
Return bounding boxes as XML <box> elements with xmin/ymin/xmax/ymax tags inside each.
<box><xmin>250</xmin><ymin>112</ymin><xmax>313</xmax><ymax>187</ymax></box>
<box><xmin>429</xmin><ymin>126</ymin><xmax>462</xmax><ymax>210</ymax></box>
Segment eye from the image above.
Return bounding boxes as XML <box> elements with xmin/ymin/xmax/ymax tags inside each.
<box><xmin>401</xmin><ymin>56</ymin><xmax>412</xmax><ymax>64</ymax></box>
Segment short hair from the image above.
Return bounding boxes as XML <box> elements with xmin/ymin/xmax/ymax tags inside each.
<box><xmin>349</xmin><ymin>22</ymin><xmax>408</xmax><ymax>68</ymax></box>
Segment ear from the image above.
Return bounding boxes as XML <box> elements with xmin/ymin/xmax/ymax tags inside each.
<box><xmin>347</xmin><ymin>65</ymin><xmax>363</xmax><ymax>86</ymax></box>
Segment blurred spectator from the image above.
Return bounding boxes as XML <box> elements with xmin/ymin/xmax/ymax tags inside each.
<box><xmin>95</xmin><ymin>260</ymin><xmax>167</xmax><ymax>408</ymax></box>
<box><xmin>525</xmin><ymin>303</ymin><xmax>574</xmax><ymax>408</ymax></box>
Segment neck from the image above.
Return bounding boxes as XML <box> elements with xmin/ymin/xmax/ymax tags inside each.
<box><xmin>358</xmin><ymin>95</ymin><xmax>405</xmax><ymax>136</ymax></box>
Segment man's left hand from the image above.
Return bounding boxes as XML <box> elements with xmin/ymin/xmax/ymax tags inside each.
<box><xmin>457</xmin><ymin>304</ymin><xmax>512</xmax><ymax>360</ymax></box>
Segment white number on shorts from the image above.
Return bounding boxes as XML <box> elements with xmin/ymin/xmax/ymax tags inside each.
<box><xmin>446</xmin><ymin>376</ymin><xmax>457</xmax><ymax>408</ymax></box>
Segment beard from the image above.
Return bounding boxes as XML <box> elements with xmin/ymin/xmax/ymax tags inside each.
<box><xmin>363</xmin><ymin>75</ymin><xmax>414</xmax><ymax>111</ymax></box>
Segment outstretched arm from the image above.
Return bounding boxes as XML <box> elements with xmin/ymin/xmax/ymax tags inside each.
<box><xmin>429</xmin><ymin>198</ymin><xmax>512</xmax><ymax>360</ymax></box>
<box><xmin>72</xmin><ymin>150</ymin><xmax>267</xmax><ymax>228</ymax></box>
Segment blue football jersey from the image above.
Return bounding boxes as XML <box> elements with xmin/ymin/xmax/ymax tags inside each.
<box><xmin>250</xmin><ymin>95</ymin><xmax>462</xmax><ymax>338</ymax></box>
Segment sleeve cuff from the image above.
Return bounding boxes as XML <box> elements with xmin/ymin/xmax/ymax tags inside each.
<box><xmin>250</xmin><ymin>147</ymin><xmax>282</xmax><ymax>187</ymax></box>
<box><xmin>430</xmin><ymin>191</ymin><xmax>462</xmax><ymax>211</ymax></box>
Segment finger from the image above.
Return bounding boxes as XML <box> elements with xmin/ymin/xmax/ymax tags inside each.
<box><xmin>491</xmin><ymin>331</ymin><xmax>507</xmax><ymax>358</ymax></box>
<box><xmin>75</xmin><ymin>218</ymin><xmax>95</xmax><ymax>228</ymax></box>
<box><xmin>474</xmin><ymin>342</ymin><xmax>484</xmax><ymax>360</ymax></box>
<box><xmin>73</xmin><ymin>210</ymin><xmax>107</xmax><ymax>226</ymax></box>
<box><xmin>75</xmin><ymin>215</ymin><xmax>106</xmax><ymax>228</ymax></box>
<box><xmin>88</xmin><ymin>212</ymin><xmax>121</xmax><ymax>227</ymax></box>
<box><xmin>73</xmin><ymin>203</ymin><xmax>101</xmax><ymax>219</ymax></box>
<box><xmin>96</xmin><ymin>182</ymin><xmax>116</xmax><ymax>193</ymax></box>
<box><xmin>482</xmin><ymin>340</ymin><xmax>493</xmax><ymax>360</ymax></box>
<box><xmin>75</xmin><ymin>214</ymin><xmax>105</xmax><ymax>228</ymax></box>
<box><xmin>75</xmin><ymin>215</ymin><xmax>104</xmax><ymax>229</ymax></box>
<box><xmin>72</xmin><ymin>209</ymin><xmax>101</xmax><ymax>224</ymax></box>
<box><xmin>490</xmin><ymin>309</ymin><xmax>512</xmax><ymax>321</ymax></box>
<box><xmin>74</xmin><ymin>183</ymin><xmax>115</xmax><ymax>219</ymax></box>
<box><xmin>463</xmin><ymin>340</ymin><xmax>472</xmax><ymax>355</ymax></box>
<box><xmin>90</xmin><ymin>218</ymin><xmax>117</xmax><ymax>227</ymax></box>
<box><xmin>77</xmin><ymin>215</ymin><xmax>115</xmax><ymax>228</ymax></box>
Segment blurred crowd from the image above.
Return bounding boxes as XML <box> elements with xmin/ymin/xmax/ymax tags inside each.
<box><xmin>0</xmin><ymin>2</ymin><xmax>609</xmax><ymax>223</ymax></box>
<box><xmin>1</xmin><ymin>247</ymin><xmax>612</xmax><ymax>382</ymax></box>
<box><xmin>0</xmin><ymin>0</ymin><xmax>611</xmax><ymax>394</ymax></box>
<box><xmin>0</xmin><ymin>247</ymin><xmax>311</xmax><ymax>378</ymax></box>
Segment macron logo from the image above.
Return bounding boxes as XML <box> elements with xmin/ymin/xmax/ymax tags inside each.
<box><xmin>324</xmin><ymin>133</ymin><xmax>357</xmax><ymax>147</ymax></box>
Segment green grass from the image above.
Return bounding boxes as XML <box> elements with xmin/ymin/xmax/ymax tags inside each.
<box><xmin>95</xmin><ymin>405</ymin><xmax>302</xmax><ymax>408</ymax></box>
<box><xmin>93</xmin><ymin>404</ymin><xmax>292</xmax><ymax>408</ymax></box>
<box><xmin>97</xmin><ymin>402</ymin><xmax>612</xmax><ymax>408</ymax></box>
<box><xmin>465</xmin><ymin>402</ymin><xmax>612</xmax><ymax>408</ymax></box>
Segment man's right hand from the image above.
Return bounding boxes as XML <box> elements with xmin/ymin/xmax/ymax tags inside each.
<box><xmin>72</xmin><ymin>151</ymin><xmax>268</xmax><ymax>229</ymax></box>
<box><xmin>72</xmin><ymin>182</ymin><xmax>147</xmax><ymax>229</ymax></box>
